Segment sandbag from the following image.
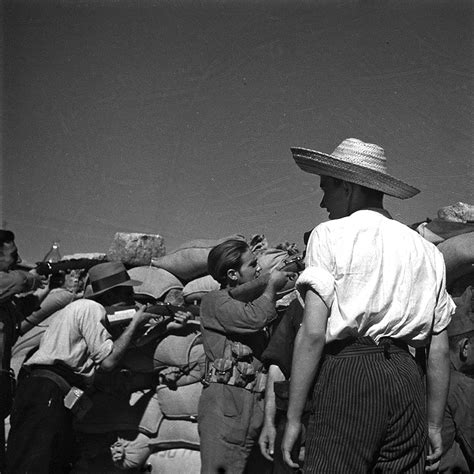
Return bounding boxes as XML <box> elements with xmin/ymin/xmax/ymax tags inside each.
<box><xmin>437</xmin><ymin>232</ymin><xmax>474</xmax><ymax>285</ymax></box>
<box><xmin>156</xmin><ymin>344</ymin><xmax>205</xmax><ymax>387</ymax></box>
<box><xmin>145</xmin><ymin>449</ymin><xmax>200</xmax><ymax>474</ymax></box>
<box><xmin>153</xmin><ymin>329</ymin><xmax>202</xmax><ymax>370</ymax></box>
<box><xmin>155</xmin><ymin>383</ymin><xmax>201</xmax><ymax>419</ymax></box>
<box><xmin>107</xmin><ymin>232</ymin><xmax>165</xmax><ymax>267</ymax></box>
<box><xmin>151</xmin><ymin>234</ymin><xmax>245</xmax><ymax>281</ymax></box>
<box><xmin>182</xmin><ymin>275</ymin><xmax>220</xmax><ymax>304</ymax></box>
<box><xmin>138</xmin><ymin>392</ymin><xmax>164</xmax><ymax>436</ymax></box>
<box><xmin>257</xmin><ymin>248</ymin><xmax>298</xmax><ymax>294</ymax></box>
<box><xmin>127</xmin><ymin>266</ymin><xmax>183</xmax><ymax>299</ymax></box>
<box><xmin>438</xmin><ymin>202</ymin><xmax>474</xmax><ymax>223</ymax></box>
<box><xmin>110</xmin><ymin>432</ymin><xmax>151</xmax><ymax>471</ymax></box>
<box><xmin>149</xmin><ymin>418</ymin><xmax>200</xmax><ymax>451</ymax></box>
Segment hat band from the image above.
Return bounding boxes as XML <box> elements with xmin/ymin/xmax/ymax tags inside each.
<box><xmin>91</xmin><ymin>270</ymin><xmax>130</xmax><ymax>294</ymax></box>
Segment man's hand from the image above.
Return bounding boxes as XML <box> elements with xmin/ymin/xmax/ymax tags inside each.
<box><xmin>258</xmin><ymin>421</ymin><xmax>277</xmax><ymax>461</ymax></box>
<box><xmin>28</xmin><ymin>269</ymin><xmax>47</xmax><ymax>290</ymax></box>
<box><xmin>426</xmin><ymin>424</ymin><xmax>443</xmax><ymax>472</ymax></box>
<box><xmin>282</xmin><ymin>418</ymin><xmax>301</xmax><ymax>469</ymax></box>
<box><xmin>166</xmin><ymin>310</ymin><xmax>191</xmax><ymax>331</ymax></box>
<box><xmin>268</xmin><ymin>270</ymin><xmax>296</xmax><ymax>292</ymax></box>
<box><xmin>131</xmin><ymin>304</ymin><xmax>156</xmax><ymax>326</ymax></box>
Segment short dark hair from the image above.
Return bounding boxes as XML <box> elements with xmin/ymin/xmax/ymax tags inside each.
<box><xmin>207</xmin><ymin>239</ymin><xmax>249</xmax><ymax>286</ymax></box>
<box><xmin>0</xmin><ymin>230</ymin><xmax>15</xmax><ymax>248</ymax></box>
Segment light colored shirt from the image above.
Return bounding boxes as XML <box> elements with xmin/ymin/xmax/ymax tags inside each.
<box><xmin>26</xmin><ymin>299</ymin><xmax>113</xmax><ymax>382</ymax></box>
<box><xmin>296</xmin><ymin>210</ymin><xmax>455</xmax><ymax>346</ymax></box>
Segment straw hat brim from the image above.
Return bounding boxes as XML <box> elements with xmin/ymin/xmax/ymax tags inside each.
<box><xmin>291</xmin><ymin>147</ymin><xmax>420</xmax><ymax>199</ymax></box>
<box><xmin>85</xmin><ymin>278</ymin><xmax>141</xmax><ymax>298</ymax></box>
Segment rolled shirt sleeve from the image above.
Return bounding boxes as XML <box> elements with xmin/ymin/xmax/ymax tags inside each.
<box><xmin>296</xmin><ymin>225</ymin><xmax>335</xmax><ymax>309</ymax></box>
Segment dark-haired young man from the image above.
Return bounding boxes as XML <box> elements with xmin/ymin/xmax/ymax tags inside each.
<box><xmin>0</xmin><ymin>230</ymin><xmax>46</xmax><ymax>465</ymax></box>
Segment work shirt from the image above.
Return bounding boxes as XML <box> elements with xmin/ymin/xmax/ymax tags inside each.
<box><xmin>200</xmin><ymin>288</ymin><xmax>277</xmax><ymax>366</ymax></box>
<box><xmin>297</xmin><ymin>209</ymin><xmax>455</xmax><ymax>346</ymax></box>
<box><xmin>26</xmin><ymin>299</ymin><xmax>113</xmax><ymax>384</ymax></box>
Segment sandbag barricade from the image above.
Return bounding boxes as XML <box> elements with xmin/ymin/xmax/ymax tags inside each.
<box><xmin>109</xmin><ymin>327</ymin><xmax>204</xmax><ymax>470</ymax></box>
<box><xmin>150</xmin><ymin>234</ymin><xmax>245</xmax><ymax>281</ymax></box>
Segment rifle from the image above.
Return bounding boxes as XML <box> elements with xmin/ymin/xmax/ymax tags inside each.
<box><xmin>34</xmin><ymin>258</ymin><xmax>107</xmax><ymax>276</ymax></box>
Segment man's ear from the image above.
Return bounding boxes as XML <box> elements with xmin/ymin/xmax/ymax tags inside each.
<box><xmin>342</xmin><ymin>180</ymin><xmax>354</xmax><ymax>198</ymax></box>
<box><xmin>459</xmin><ymin>337</ymin><xmax>469</xmax><ymax>361</ymax></box>
<box><xmin>227</xmin><ymin>268</ymin><xmax>239</xmax><ymax>283</ymax></box>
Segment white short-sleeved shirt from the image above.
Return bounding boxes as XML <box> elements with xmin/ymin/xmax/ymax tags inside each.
<box><xmin>296</xmin><ymin>210</ymin><xmax>455</xmax><ymax>346</ymax></box>
<box><xmin>26</xmin><ymin>299</ymin><xmax>113</xmax><ymax>382</ymax></box>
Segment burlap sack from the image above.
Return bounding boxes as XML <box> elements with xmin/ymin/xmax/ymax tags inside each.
<box><xmin>146</xmin><ymin>449</ymin><xmax>200</xmax><ymax>473</ymax></box>
<box><xmin>257</xmin><ymin>248</ymin><xmax>296</xmax><ymax>294</ymax></box>
<box><xmin>437</xmin><ymin>232</ymin><xmax>474</xmax><ymax>285</ymax></box>
<box><xmin>127</xmin><ymin>266</ymin><xmax>183</xmax><ymax>299</ymax></box>
<box><xmin>138</xmin><ymin>392</ymin><xmax>164</xmax><ymax>436</ymax></box>
<box><xmin>151</xmin><ymin>234</ymin><xmax>245</xmax><ymax>281</ymax></box>
<box><xmin>107</xmin><ymin>232</ymin><xmax>165</xmax><ymax>267</ymax></box>
<box><xmin>153</xmin><ymin>329</ymin><xmax>202</xmax><ymax>370</ymax></box>
<box><xmin>182</xmin><ymin>275</ymin><xmax>220</xmax><ymax>304</ymax></box>
<box><xmin>148</xmin><ymin>418</ymin><xmax>200</xmax><ymax>451</ymax></box>
<box><xmin>155</xmin><ymin>383</ymin><xmax>202</xmax><ymax>419</ymax></box>
<box><xmin>110</xmin><ymin>432</ymin><xmax>151</xmax><ymax>470</ymax></box>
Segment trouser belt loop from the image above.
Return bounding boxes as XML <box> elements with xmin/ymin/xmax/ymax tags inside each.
<box><xmin>383</xmin><ymin>341</ymin><xmax>391</xmax><ymax>360</ymax></box>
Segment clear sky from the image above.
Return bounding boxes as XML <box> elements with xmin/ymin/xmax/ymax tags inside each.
<box><xmin>2</xmin><ymin>0</ymin><xmax>473</xmax><ymax>263</ymax></box>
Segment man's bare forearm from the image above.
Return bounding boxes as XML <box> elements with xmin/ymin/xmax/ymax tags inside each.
<box><xmin>287</xmin><ymin>290</ymin><xmax>328</xmax><ymax>423</ymax></box>
<box><xmin>264</xmin><ymin>365</ymin><xmax>285</xmax><ymax>425</ymax></box>
<box><xmin>100</xmin><ymin>318</ymin><xmax>141</xmax><ymax>371</ymax></box>
<box><xmin>426</xmin><ymin>329</ymin><xmax>450</xmax><ymax>428</ymax></box>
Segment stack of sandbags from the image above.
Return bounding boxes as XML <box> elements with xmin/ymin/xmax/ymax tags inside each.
<box><xmin>150</xmin><ymin>234</ymin><xmax>245</xmax><ymax>281</ymax></box>
<box><xmin>110</xmin><ymin>326</ymin><xmax>204</xmax><ymax>470</ymax></box>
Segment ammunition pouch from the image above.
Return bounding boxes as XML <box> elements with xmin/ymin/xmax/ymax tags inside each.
<box><xmin>204</xmin><ymin>341</ymin><xmax>267</xmax><ymax>393</ymax></box>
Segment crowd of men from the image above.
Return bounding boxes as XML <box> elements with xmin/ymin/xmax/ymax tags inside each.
<box><xmin>0</xmin><ymin>137</ymin><xmax>472</xmax><ymax>473</ymax></box>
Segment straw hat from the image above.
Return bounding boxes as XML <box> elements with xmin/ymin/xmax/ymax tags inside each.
<box><xmin>86</xmin><ymin>262</ymin><xmax>141</xmax><ymax>297</ymax></box>
<box><xmin>291</xmin><ymin>138</ymin><xmax>420</xmax><ymax>199</ymax></box>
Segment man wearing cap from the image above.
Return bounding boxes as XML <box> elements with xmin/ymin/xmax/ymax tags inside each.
<box><xmin>5</xmin><ymin>262</ymin><xmax>156</xmax><ymax>473</ymax></box>
<box><xmin>282</xmin><ymin>138</ymin><xmax>455</xmax><ymax>472</ymax></box>
<box><xmin>439</xmin><ymin>286</ymin><xmax>474</xmax><ymax>473</ymax></box>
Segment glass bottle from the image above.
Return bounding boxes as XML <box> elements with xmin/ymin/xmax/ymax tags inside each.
<box><xmin>43</xmin><ymin>241</ymin><xmax>61</xmax><ymax>263</ymax></box>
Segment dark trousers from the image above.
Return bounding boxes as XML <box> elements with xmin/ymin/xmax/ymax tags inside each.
<box><xmin>6</xmin><ymin>375</ymin><xmax>75</xmax><ymax>473</ymax></box>
<box><xmin>304</xmin><ymin>339</ymin><xmax>427</xmax><ymax>473</ymax></box>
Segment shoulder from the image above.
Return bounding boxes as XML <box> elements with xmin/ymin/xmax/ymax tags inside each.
<box><xmin>67</xmin><ymin>299</ymin><xmax>106</xmax><ymax>319</ymax></box>
<box><xmin>201</xmin><ymin>288</ymin><xmax>227</xmax><ymax>303</ymax></box>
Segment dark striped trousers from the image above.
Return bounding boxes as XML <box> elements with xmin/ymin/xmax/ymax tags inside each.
<box><xmin>303</xmin><ymin>338</ymin><xmax>427</xmax><ymax>473</ymax></box>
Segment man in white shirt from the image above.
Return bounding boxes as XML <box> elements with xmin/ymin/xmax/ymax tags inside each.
<box><xmin>6</xmin><ymin>262</ymin><xmax>156</xmax><ymax>473</ymax></box>
<box><xmin>281</xmin><ymin>138</ymin><xmax>455</xmax><ymax>473</ymax></box>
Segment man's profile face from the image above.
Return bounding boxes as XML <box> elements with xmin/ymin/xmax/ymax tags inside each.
<box><xmin>0</xmin><ymin>241</ymin><xmax>21</xmax><ymax>272</ymax></box>
<box><xmin>319</xmin><ymin>176</ymin><xmax>348</xmax><ymax>220</ymax></box>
